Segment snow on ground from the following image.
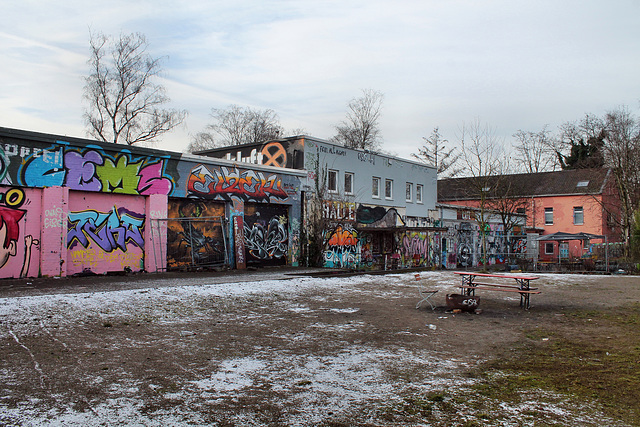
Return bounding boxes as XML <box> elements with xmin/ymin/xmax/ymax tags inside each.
<box><xmin>0</xmin><ymin>270</ymin><xmax>630</xmax><ymax>426</ymax></box>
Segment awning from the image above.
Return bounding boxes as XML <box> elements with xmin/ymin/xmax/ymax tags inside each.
<box><xmin>535</xmin><ymin>232</ymin><xmax>604</xmax><ymax>241</ymax></box>
<box><xmin>535</xmin><ymin>231</ymin><xmax>609</xmax><ymax>272</ymax></box>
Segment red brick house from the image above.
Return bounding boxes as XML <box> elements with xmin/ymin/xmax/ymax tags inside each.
<box><xmin>437</xmin><ymin>169</ymin><xmax>620</xmax><ymax>261</ymax></box>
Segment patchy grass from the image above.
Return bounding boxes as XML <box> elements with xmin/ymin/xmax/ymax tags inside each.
<box><xmin>474</xmin><ymin>303</ymin><xmax>640</xmax><ymax>425</ymax></box>
<box><xmin>370</xmin><ymin>304</ymin><xmax>640</xmax><ymax>426</ymax></box>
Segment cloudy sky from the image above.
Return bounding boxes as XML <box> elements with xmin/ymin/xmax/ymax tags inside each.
<box><xmin>1</xmin><ymin>0</ymin><xmax>639</xmax><ymax>159</ymax></box>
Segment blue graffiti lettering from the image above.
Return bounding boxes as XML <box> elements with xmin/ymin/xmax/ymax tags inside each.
<box><xmin>67</xmin><ymin>207</ymin><xmax>145</xmax><ymax>252</ymax></box>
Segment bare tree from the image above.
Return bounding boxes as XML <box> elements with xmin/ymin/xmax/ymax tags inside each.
<box><xmin>189</xmin><ymin>105</ymin><xmax>283</xmax><ymax>152</ymax></box>
<box><xmin>333</xmin><ymin>89</ymin><xmax>383</xmax><ymax>150</ymax></box>
<box><xmin>603</xmin><ymin>106</ymin><xmax>640</xmax><ymax>254</ymax></box>
<box><xmin>412</xmin><ymin>127</ymin><xmax>463</xmax><ymax>177</ymax></box>
<box><xmin>485</xmin><ymin>172</ymin><xmax>529</xmax><ymax>262</ymax></box>
<box><xmin>83</xmin><ymin>32</ymin><xmax>186</xmax><ymax>145</ymax></box>
<box><xmin>303</xmin><ymin>156</ymin><xmax>330</xmax><ymax>267</ymax></box>
<box><xmin>512</xmin><ymin>125</ymin><xmax>556</xmax><ymax>172</ymax></box>
<box><xmin>459</xmin><ymin>119</ymin><xmax>506</xmax><ymax>268</ymax></box>
<box><xmin>185</xmin><ymin>132</ymin><xmax>217</xmax><ymax>153</ymax></box>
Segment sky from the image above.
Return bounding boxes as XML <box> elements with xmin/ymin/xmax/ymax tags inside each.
<box><xmin>1</xmin><ymin>0</ymin><xmax>639</xmax><ymax>159</ymax></box>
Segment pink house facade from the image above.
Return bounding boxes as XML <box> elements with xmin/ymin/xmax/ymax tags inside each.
<box><xmin>438</xmin><ymin>169</ymin><xmax>621</xmax><ymax>262</ymax></box>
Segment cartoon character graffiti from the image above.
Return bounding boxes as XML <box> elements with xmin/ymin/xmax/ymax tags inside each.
<box><xmin>0</xmin><ymin>206</ymin><xmax>39</xmax><ymax>278</ymax></box>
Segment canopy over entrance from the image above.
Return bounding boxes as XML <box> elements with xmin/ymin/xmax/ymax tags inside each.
<box><xmin>535</xmin><ymin>232</ymin><xmax>608</xmax><ymax>272</ymax></box>
<box><xmin>535</xmin><ymin>232</ymin><xmax>604</xmax><ymax>241</ymax></box>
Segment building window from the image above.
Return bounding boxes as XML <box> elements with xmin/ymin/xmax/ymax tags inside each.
<box><xmin>385</xmin><ymin>179</ymin><xmax>393</xmax><ymax>200</ymax></box>
<box><xmin>545</xmin><ymin>242</ymin><xmax>554</xmax><ymax>254</ymax></box>
<box><xmin>416</xmin><ymin>184</ymin><xmax>423</xmax><ymax>204</ymax></box>
<box><xmin>406</xmin><ymin>182</ymin><xmax>412</xmax><ymax>202</ymax></box>
<box><xmin>372</xmin><ymin>177</ymin><xmax>380</xmax><ymax>198</ymax></box>
<box><xmin>344</xmin><ymin>172</ymin><xmax>354</xmax><ymax>195</ymax></box>
<box><xmin>328</xmin><ymin>169</ymin><xmax>338</xmax><ymax>193</ymax></box>
<box><xmin>544</xmin><ymin>207</ymin><xmax>553</xmax><ymax>225</ymax></box>
<box><xmin>573</xmin><ymin>206</ymin><xmax>584</xmax><ymax>225</ymax></box>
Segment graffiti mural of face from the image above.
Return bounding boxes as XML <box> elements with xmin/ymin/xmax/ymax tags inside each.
<box><xmin>0</xmin><ymin>223</ymin><xmax>16</xmax><ymax>269</ymax></box>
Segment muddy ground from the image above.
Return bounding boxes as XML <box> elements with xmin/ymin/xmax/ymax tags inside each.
<box><xmin>0</xmin><ymin>269</ymin><xmax>638</xmax><ymax>426</ymax></box>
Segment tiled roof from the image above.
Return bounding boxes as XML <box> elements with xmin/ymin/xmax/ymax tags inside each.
<box><xmin>438</xmin><ymin>168</ymin><xmax>611</xmax><ymax>201</ymax></box>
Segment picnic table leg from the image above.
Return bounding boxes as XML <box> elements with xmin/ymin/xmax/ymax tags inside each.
<box><xmin>461</xmin><ymin>274</ymin><xmax>475</xmax><ymax>296</ymax></box>
<box><xmin>516</xmin><ymin>278</ymin><xmax>531</xmax><ymax>309</ymax></box>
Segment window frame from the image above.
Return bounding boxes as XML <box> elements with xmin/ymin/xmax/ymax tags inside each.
<box><xmin>327</xmin><ymin>169</ymin><xmax>338</xmax><ymax>193</ymax></box>
<box><xmin>344</xmin><ymin>172</ymin><xmax>354</xmax><ymax>195</ymax></box>
<box><xmin>545</xmin><ymin>242</ymin><xmax>554</xmax><ymax>254</ymax></box>
<box><xmin>385</xmin><ymin>179</ymin><xmax>393</xmax><ymax>200</ymax></box>
<box><xmin>372</xmin><ymin>176</ymin><xmax>381</xmax><ymax>199</ymax></box>
<box><xmin>416</xmin><ymin>184</ymin><xmax>423</xmax><ymax>204</ymax></box>
<box><xmin>405</xmin><ymin>182</ymin><xmax>413</xmax><ymax>202</ymax></box>
<box><xmin>544</xmin><ymin>207</ymin><xmax>554</xmax><ymax>226</ymax></box>
<box><xmin>573</xmin><ymin>206</ymin><xmax>584</xmax><ymax>225</ymax></box>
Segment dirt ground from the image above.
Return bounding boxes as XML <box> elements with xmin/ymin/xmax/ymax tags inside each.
<box><xmin>0</xmin><ymin>268</ymin><xmax>638</xmax><ymax>426</ymax></box>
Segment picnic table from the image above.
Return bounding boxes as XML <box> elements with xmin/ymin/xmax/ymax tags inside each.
<box><xmin>453</xmin><ymin>271</ymin><xmax>540</xmax><ymax>309</ymax></box>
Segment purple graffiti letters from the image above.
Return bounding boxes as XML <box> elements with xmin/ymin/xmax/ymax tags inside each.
<box><xmin>67</xmin><ymin>207</ymin><xmax>145</xmax><ymax>252</ymax></box>
<box><xmin>402</xmin><ymin>234</ymin><xmax>428</xmax><ymax>258</ymax></box>
<box><xmin>64</xmin><ymin>150</ymin><xmax>104</xmax><ymax>191</ymax></box>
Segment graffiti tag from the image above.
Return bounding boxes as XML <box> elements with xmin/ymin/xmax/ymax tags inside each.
<box><xmin>244</xmin><ymin>217</ymin><xmax>288</xmax><ymax>260</ymax></box>
<box><xmin>20</xmin><ymin>145</ymin><xmax>173</xmax><ymax>195</ymax></box>
<box><xmin>67</xmin><ymin>207</ymin><xmax>145</xmax><ymax>252</ymax></box>
<box><xmin>187</xmin><ymin>165</ymin><xmax>288</xmax><ymax>202</ymax></box>
<box><xmin>324</xmin><ymin>225</ymin><xmax>358</xmax><ymax>268</ymax></box>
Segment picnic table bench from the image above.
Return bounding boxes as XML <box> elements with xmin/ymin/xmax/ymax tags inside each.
<box><xmin>454</xmin><ymin>271</ymin><xmax>540</xmax><ymax>309</ymax></box>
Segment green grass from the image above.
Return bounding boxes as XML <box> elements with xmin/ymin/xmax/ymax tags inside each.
<box><xmin>475</xmin><ymin>304</ymin><xmax>640</xmax><ymax>424</ymax></box>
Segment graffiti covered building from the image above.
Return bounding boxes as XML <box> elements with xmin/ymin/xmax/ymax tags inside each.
<box><xmin>0</xmin><ymin>127</ymin><xmax>304</xmax><ymax>278</ymax></box>
<box><xmin>197</xmin><ymin>136</ymin><xmax>445</xmax><ymax>269</ymax></box>
<box><xmin>435</xmin><ymin>204</ymin><xmax>529</xmax><ymax>269</ymax></box>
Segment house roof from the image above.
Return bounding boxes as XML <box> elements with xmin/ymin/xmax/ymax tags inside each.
<box><xmin>438</xmin><ymin>168</ymin><xmax>611</xmax><ymax>201</ymax></box>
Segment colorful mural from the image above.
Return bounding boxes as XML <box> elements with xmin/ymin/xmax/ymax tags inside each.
<box><xmin>400</xmin><ymin>232</ymin><xmax>429</xmax><ymax>267</ymax></box>
<box><xmin>166</xmin><ymin>199</ymin><xmax>226</xmax><ymax>270</ymax></box>
<box><xmin>18</xmin><ymin>145</ymin><xmax>173</xmax><ymax>195</ymax></box>
<box><xmin>244</xmin><ymin>204</ymin><xmax>289</xmax><ymax>266</ymax></box>
<box><xmin>67</xmin><ymin>192</ymin><xmax>146</xmax><ymax>275</ymax></box>
<box><xmin>187</xmin><ymin>164</ymin><xmax>289</xmax><ymax>203</ymax></box>
<box><xmin>0</xmin><ymin>187</ymin><xmax>40</xmax><ymax>278</ymax></box>
<box><xmin>0</xmin><ymin>128</ymin><xmax>308</xmax><ymax>277</ymax></box>
<box><xmin>434</xmin><ymin>220</ymin><xmax>528</xmax><ymax>268</ymax></box>
<box><xmin>324</xmin><ymin>224</ymin><xmax>359</xmax><ymax>268</ymax></box>
<box><xmin>67</xmin><ymin>207</ymin><xmax>145</xmax><ymax>253</ymax></box>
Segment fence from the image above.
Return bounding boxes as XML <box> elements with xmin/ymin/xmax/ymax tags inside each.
<box><xmin>150</xmin><ymin>216</ymin><xmax>229</xmax><ymax>271</ymax></box>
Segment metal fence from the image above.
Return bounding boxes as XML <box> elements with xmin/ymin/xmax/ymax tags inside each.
<box><xmin>149</xmin><ymin>216</ymin><xmax>229</xmax><ymax>271</ymax></box>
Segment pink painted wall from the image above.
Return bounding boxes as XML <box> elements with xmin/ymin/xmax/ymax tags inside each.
<box><xmin>530</xmin><ymin>195</ymin><xmax>605</xmax><ymax>259</ymax></box>
<box><xmin>67</xmin><ymin>191</ymin><xmax>146</xmax><ymax>275</ymax></box>
<box><xmin>0</xmin><ymin>186</ymin><xmax>42</xmax><ymax>279</ymax></box>
<box><xmin>41</xmin><ymin>186</ymin><xmax>68</xmax><ymax>277</ymax></box>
